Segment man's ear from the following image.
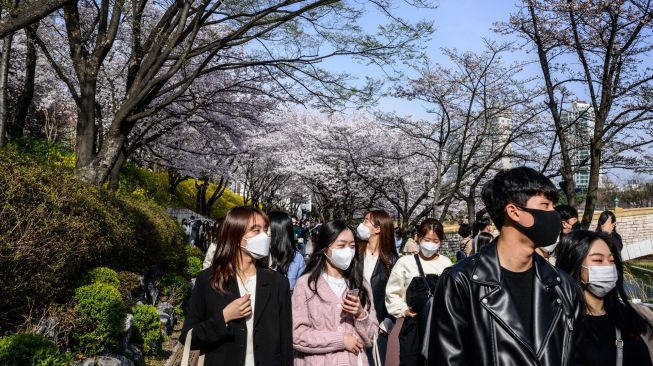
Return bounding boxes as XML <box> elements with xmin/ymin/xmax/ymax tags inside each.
<box><xmin>505</xmin><ymin>203</ymin><xmax>520</xmax><ymax>224</ymax></box>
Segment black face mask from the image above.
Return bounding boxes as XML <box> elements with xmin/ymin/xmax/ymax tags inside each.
<box><xmin>571</xmin><ymin>222</ymin><xmax>581</xmax><ymax>231</ymax></box>
<box><xmin>511</xmin><ymin>206</ymin><xmax>561</xmax><ymax>246</ymax></box>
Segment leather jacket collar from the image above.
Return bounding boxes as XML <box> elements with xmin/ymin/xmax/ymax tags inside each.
<box><xmin>470</xmin><ymin>241</ymin><xmax>566</xmax><ymax>358</ymax></box>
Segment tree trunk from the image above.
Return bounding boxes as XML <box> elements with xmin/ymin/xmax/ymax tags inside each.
<box><xmin>167</xmin><ymin>170</ymin><xmax>186</xmax><ymax>195</ymax></box>
<box><xmin>11</xmin><ymin>25</ymin><xmax>38</xmax><ymax>139</ymax></box>
<box><xmin>205</xmin><ymin>177</ymin><xmax>227</xmax><ymax>216</ymax></box>
<box><xmin>74</xmin><ymin>77</ymin><xmax>100</xmax><ymax>183</ymax></box>
<box><xmin>0</xmin><ymin>33</ymin><xmax>13</xmax><ymax>147</ymax></box>
<box><xmin>466</xmin><ymin>195</ymin><xmax>476</xmax><ymax>228</ymax></box>
<box><xmin>107</xmin><ymin>149</ymin><xmax>126</xmax><ymax>191</ymax></box>
<box><xmin>580</xmin><ymin>141</ymin><xmax>603</xmax><ymax>228</ymax></box>
<box><xmin>195</xmin><ymin>179</ymin><xmax>210</xmax><ymax>215</ymax></box>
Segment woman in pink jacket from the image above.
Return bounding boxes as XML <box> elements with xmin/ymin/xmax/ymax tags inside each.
<box><xmin>292</xmin><ymin>220</ymin><xmax>378</xmax><ymax>366</ymax></box>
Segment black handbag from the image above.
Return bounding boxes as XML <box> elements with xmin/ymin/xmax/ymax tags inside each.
<box><xmin>399</xmin><ymin>255</ymin><xmax>440</xmax><ymax>366</ymax></box>
<box><xmin>405</xmin><ymin>255</ymin><xmax>438</xmax><ymax>314</ymax></box>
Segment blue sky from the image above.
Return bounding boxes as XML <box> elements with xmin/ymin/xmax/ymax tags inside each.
<box><xmin>316</xmin><ymin>0</ymin><xmax>653</xmax><ymax>183</ymax></box>
<box><xmin>321</xmin><ymin>0</ymin><xmax>530</xmax><ymax>117</ymax></box>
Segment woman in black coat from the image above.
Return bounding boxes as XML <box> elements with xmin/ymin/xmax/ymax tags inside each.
<box><xmin>180</xmin><ymin>206</ymin><xmax>293</xmax><ymax>366</ymax></box>
<box><xmin>357</xmin><ymin>209</ymin><xmax>399</xmax><ymax>366</ymax></box>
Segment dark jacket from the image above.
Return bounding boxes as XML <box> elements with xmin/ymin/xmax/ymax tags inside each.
<box><xmin>180</xmin><ymin>267</ymin><xmax>293</xmax><ymax>366</ymax></box>
<box><xmin>428</xmin><ymin>243</ymin><xmax>582</xmax><ymax>366</ymax></box>
<box><xmin>370</xmin><ymin>251</ymin><xmax>400</xmax><ymax>325</ymax></box>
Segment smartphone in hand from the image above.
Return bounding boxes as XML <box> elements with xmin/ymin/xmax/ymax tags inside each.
<box><xmin>346</xmin><ymin>288</ymin><xmax>360</xmax><ymax>298</ymax></box>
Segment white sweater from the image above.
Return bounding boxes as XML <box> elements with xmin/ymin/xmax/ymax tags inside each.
<box><xmin>385</xmin><ymin>254</ymin><xmax>453</xmax><ymax>318</ymax></box>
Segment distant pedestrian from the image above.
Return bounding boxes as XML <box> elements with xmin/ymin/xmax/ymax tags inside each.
<box><xmin>268</xmin><ymin>211</ymin><xmax>305</xmax><ymax>290</ymax></box>
<box><xmin>596</xmin><ymin>210</ymin><xmax>623</xmax><ymax>252</ymax></box>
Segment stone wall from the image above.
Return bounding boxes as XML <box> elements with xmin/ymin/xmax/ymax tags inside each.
<box><xmin>435</xmin><ymin>209</ymin><xmax>653</xmax><ymax>261</ymax></box>
<box><xmin>592</xmin><ymin>210</ymin><xmax>653</xmax><ymax>261</ymax></box>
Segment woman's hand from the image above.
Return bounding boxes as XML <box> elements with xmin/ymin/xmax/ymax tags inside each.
<box><xmin>223</xmin><ymin>294</ymin><xmax>251</xmax><ymax>323</ymax></box>
<box><xmin>344</xmin><ymin>334</ymin><xmax>364</xmax><ymax>355</ymax></box>
<box><xmin>342</xmin><ymin>293</ymin><xmax>364</xmax><ymax>319</ymax></box>
<box><xmin>404</xmin><ymin>308</ymin><xmax>418</xmax><ymax>318</ymax></box>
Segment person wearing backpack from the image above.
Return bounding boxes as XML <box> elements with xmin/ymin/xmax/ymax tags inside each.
<box><xmin>385</xmin><ymin>218</ymin><xmax>452</xmax><ymax>366</ymax></box>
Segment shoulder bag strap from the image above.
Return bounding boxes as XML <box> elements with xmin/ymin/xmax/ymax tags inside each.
<box><xmin>414</xmin><ymin>254</ymin><xmax>432</xmax><ymax>297</ymax></box>
<box><xmin>181</xmin><ymin>329</ymin><xmax>205</xmax><ymax>366</ymax></box>
<box><xmin>181</xmin><ymin>329</ymin><xmax>193</xmax><ymax>366</ymax></box>
<box><xmin>414</xmin><ymin>254</ymin><xmax>426</xmax><ymax>279</ymax></box>
<box><xmin>616</xmin><ymin>327</ymin><xmax>623</xmax><ymax>366</ymax></box>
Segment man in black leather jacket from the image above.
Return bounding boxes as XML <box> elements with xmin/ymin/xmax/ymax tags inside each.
<box><xmin>428</xmin><ymin>167</ymin><xmax>582</xmax><ymax>366</ymax></box>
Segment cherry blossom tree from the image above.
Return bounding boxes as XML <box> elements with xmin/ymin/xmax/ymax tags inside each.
<box><xmin>26</xmin><ymin>0</ymin><xmax>433</xmax><ymax>186</ymax></box>
<box><xmin>389</xmin><ymin>41</ymin><xmax>544</xmax><ymax>226</ymax></box>
<box><xmin>497</xmin><ymin>0</ymin><xmax>653</xmax><ymax>226</ymax></box>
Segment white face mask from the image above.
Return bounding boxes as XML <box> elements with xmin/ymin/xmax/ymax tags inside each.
<box><xmin>356</xmin><ymin>223</ymin><xmax>371</xmax><ymax>241</ymax></box>
<box><xmin>327</xmin><ymin>247</ymin><xmax>355</xmax><ymax>271</ymax></box>
<box><xmin>242</xmin><ymin>232</ymin><xmax>271</xmax><ymax>260</ymax></box>
<box><xmin>582</xmin><ymin>264</ymin><xmax>618</xmax><ymax>298</ymax></box>
<box><xmin>419</xmin><ymin>241</ymin><xmax>440</xmax><ymax>257</ymax></box>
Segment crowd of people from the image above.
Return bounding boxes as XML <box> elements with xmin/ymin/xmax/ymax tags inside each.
<box><xmin>178</xmin><ymin>166</ymin><xmax>651</xmax><ymax>366</ymax></box>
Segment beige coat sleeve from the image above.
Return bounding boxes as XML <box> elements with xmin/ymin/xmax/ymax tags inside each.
<box><xmin>385</xmin><ymin>259</ymin><xmax>409</xmax><ymax>318</ymax></box>
<box><xmin>202</xmin><ymin>243</ymin><xmax>216</xmax><ymax>269</ymax></box>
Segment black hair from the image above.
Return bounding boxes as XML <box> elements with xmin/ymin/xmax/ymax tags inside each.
<box><xmin>472</xmin><ymin>215</ymin><xmax>492</xmax><ymax>237</ymax></box>
<box><xmin>268</xmin><ymin>211</ymin><xmax>297</xmax><ymax>276</ymax></box>
<box><xmin>458</xmin><ymin>222</ymin><xmax>472</xmax><ymax>238</ymax></box>
<box><xmin>301</xmin><ymin>220</ymin><xmax>370</xmax><ymax>309</ymax></box>
<box><xmin>481</xmin><ymin>166</ymin><xmax>559</xmax><ymax>229</ymax></box>
<box><xmin>555</xmin><ymin>204</ymin><xmax>579</xmax><ymax>221</ymax></box>
<box><xmin>596</xmin><ymin>210</ymin><xmax>618</xmax><ymax>234</ymax></box>
<box><xmin>556</xmin><ymin>230</ymin><xmax>649</xmax><ymax>340</ymax></box>
<box><xmin>476</xmin><ymin>232</ymin><xmax>494</xmax><ymax>252</ymax></box>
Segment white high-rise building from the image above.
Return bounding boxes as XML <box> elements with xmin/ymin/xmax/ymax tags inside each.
<box><xmin>561</xmin><ymin>101</ymin><xmax>598</xmax><ymax>190</ymax></box>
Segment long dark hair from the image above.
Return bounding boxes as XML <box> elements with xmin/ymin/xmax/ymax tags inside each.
<box><xmin>211</xmin><ymin>207</ymin><xmax>269</xmax><ymax>293</ymax></box>
<box><xmin>358</xmin><ymin>210</ymin><xmax>397</xmax><ymax>274</ymax></box>
<box><xmin>596</xmin><ymin>210</ymin><xmax>618</xmax><ymax>235</ymax></box>
<box><xmin>268</xmin><ymin>211</ymin><xmax>297</xmax><ymax>276</ymax></box>
<box><xmin>302</xmin><ymin>220</ymin><xmax>370</xmax><ymax>309</ymax></box>
<box><xmin>556</xmin><ymin>230</ymin><xmax>649</xmax><ymax>339</ymax></box>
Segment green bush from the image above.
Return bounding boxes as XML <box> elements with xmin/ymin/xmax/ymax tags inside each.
<box><xmin>187</xmin><ymin>257</ymin><xmax>202</xmax><ymax>278</ymax></box>
<box><xmin>132</xmin><ymin>305</ymin><xmax>163</xmax><ymax>355</ymax></box>
<box><xmin>160</xmin><ymin>273</ymin><xmax>190</xmax><ymax>305</ymax></box>
<box><xmin>82</xmin><ymin>267</ymin><xmax>121</xmax><ymax>288</ymax></box>
<box><xmin>73</xmin><ymin>283</ymin><xmax>127</xmax><ymax>355</ymax></box>
<box><xmin>0</xmin><ymin>149</ymin><xmax>186</xmax><ymax>325</ymax></box>
<box><xmin>186</xmin><ymin>245</ymin><xmax>205</xmax><ymax>261</ymax></box>
<box><xmin>118</xmin><ymin>271</ymin><xmax>142</xmax><ymax>306</ymax></box>
<box><xmin>0</xmin><ymin>333</ymin><xmax>71</xmax><ymax>366</ymax></box>
<box><xmin>118</xmin><ymin>271</ymin><xmax>142</xmax><ymax>293</ymax></box>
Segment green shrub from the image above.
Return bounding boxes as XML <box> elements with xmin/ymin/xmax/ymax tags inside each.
<box><xmin>118</xmin><ymin>271</ymin><xmax>142</xmax><ymax>306</ymax></box>
<box><xmin>132</xmin><ymin>305</ymin><xmax>163</xmax><ymax>355</ymax></box>
<box><xmin>187</xmin><ymin>257</ymin><xmax>202</xmax><ymax>278</ymax></box>
<box><xmin>159</xmin><ymin>273</ymin><xmax>190</xmax><ymax>305</ymax></box>
<box><xmin>0</xmin><ymin>333</ymin><xmax>71</xmax><ymax>366</ymax></box>
<box><xmin>0</xmin><ymin>149</ymin><xmax>186</xmax><ymax>325</ymax></box>
<box><xmin>186</xmin><ymin>245</ymin><xmax>205</xmax><ymax>261</ymax></box>
<box><xmin>73</xmin><ymin>283</ymin><xmax>127</xmax><ymax>355</ymax></box>
<box><xmin>82</xmin><ymin>267</ymin><xmax>121</xmax><ymax>288</ymax></box>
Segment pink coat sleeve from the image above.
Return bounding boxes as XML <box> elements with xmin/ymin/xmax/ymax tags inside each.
<box><xmin>354</xmin><ymin>280</ymin><xmax>379</xmax><ymax>348</ymax></box>
<box><xmin>292</xmin><ymin>277</ymin><xmax>346</xmax><ymax>354</ymax></box>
